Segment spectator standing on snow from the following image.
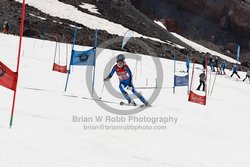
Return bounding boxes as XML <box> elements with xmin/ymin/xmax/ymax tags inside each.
<box><xmin>243</xmin><ymin>69</ymin><xmax>250</xmax><ymax>82</ymax></box>
<box><xmin>220</xmin><ymin>60</ymin><xmax>227</xmax><ymax>75</ymax></box>
<box><xmin>197</xmin><ymin>71</ymin><xmax>206</xmax><ymax>91</ymax></box>
<box><xmin>214</xmin><ymin>57</ymin><xmax>220</xmax><ymax>74</ymax></box>
<box><xmin>209</xmin><ymin>55</ymin><xmax>214</xmax><ymax>71</ymax></box>
<box><xmin>202</xmin><ymin>56</ymin><xmax>206</xmax><ymax>69</ymax></box>
<box><xmin>230</xmin><ymin>64</ymin><xmax>241</xmax><ymax>79</ymax></box>
<box><xmin>186</xmin><ymin>56</ymin><xmax>190</xmax><ymax>73</ymax></box>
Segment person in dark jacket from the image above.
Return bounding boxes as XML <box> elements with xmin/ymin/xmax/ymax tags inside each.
<box><xmin>243</xmin><ymin>69</ymin><xmax>250</xmax><ymax>82</ymax></box>
<box><xmin>202</xmin><ymin>56</ymin><xmax>206</xmax><ymax>69</ymax></box>
<box><xmin>186</xmin><ymin>56</ymin><xmax>190</xmax><ymax>73</ymax></box>
<box><xmin>230</xmin><ymin>64</ymin><xmax>241</xmax><ymax>79</ymax></box>
<box><xmin>209</xmin><ymin>55</ymin><xmax>214</xmax><ymax>71</ymax></box>
<box><xmin>2</xmin><ymin>21</ymin><xmax>9</xmax><ymax>34</ymax></box>
<box><xmin>220</xmin><ymin>60</ymin><xmax>227</xmax><ymax>75</ymax></box>
<box><xmin>214</xmin><ymin>57</ymin><xmax>220</xmax><ymax>74</ymax></box>
<box><xmin>197</xmin><ymin>71</ymin><xmax>206</xmax><ymax>91</ymax></box>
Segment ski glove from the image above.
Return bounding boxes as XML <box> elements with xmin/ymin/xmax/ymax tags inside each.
<box><xmin>104</xmin><ymin>76</ymin><xmax>111</xmax><ymax>82</ymax></box>
<box><xmin>127</xmin><ymin>83</ymin><xmax>133</xmax><ymax>90</ymax></box>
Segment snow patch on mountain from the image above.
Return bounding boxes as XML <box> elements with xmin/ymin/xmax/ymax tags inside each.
<box><xmin>79</xmin><ymin>3</ymin><xmax>101</xmax><ymax>15</ymax></box>
<box><xmin>154</xmin><ymin>20</ymin><xmax>238</xmax><ymax>63</ymax></box>
<box><xmin>154</xmin><ymin>20</ymin><xmax>167</xmax><ymax>30</ymax></box>
<box><xmin>15</xmin><ymin>0</ymin><xmax>169</xmax><ymax>45</ymax></box>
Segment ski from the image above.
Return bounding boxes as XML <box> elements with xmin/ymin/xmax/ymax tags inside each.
<box><xmin>120</xmin><ymin>101</ymin><xmax>137</xmax><ymax>106</ymax></box>
<box><xmin>140</xmin><ymin>104</ymin><xmax>152</xmax><ymax>108</ymax></box>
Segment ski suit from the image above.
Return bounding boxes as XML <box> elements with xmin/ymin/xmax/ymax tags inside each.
<box><xmin>221</xmin><ymin>61</ymin><xmax>227</xmax><ymax>75</ymax></box>
<box><xmin>186</xmin><ymin>58</ymin><xmax>190</xmax><ymax>73</ymax></box>
<box><xmin>107</xmin><ymin>64</ymin><xmax>147</xmax><ymax>104</ymax></box>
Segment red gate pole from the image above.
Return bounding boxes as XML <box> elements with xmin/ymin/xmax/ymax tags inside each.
<box><xmin>9</xmin><ymin>0</ymin><xmax>26</xmax><ymax>128</ymax></box>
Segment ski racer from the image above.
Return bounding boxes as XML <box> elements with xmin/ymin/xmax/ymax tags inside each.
<box><xmin>104</xmin><ymin>54</ymin><xmax>150</xmax><ymax>107</ymax></box>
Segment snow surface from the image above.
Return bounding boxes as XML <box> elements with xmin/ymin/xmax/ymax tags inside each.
<box><xmin>0</xmin><ymin>33</ymin><xmax>250</xmax><ymax>167</ymax></box>
<box><xmin>154</xmin><ymin>20</ymin><xmax>168</xmax><ymax>30</ymax></box>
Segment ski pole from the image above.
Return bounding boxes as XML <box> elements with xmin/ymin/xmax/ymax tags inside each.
<box><xmin>99</xmin><ymin>82</ymin><xmax>105</xmax><ymax>99</ymax></box>
<box><xmin>210</xmin><ymin>72</ymin><xmax>217</xmax><ymax>97</ymax></box>
<box><xmin>208</xmin><ymin>69</ymin><xmax>212</xmax><ymax>96</ymax></box>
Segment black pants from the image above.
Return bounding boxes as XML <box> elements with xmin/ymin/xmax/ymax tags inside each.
<box><xmin>243</xmin><ymin>75</ymin><xmax>250</xmax><ymax>81</ymax></box>
<box><xmin>221</xmin><ymin>68</ymin><xmax>226</xmax><ymax>75</ymax></box>
<box><xmin>230</xmin><ymin>71</ymin><xmax>240</xmax><ymax>79</ymax></box>
<box><xmin>197</xmin><ymin>80</ymin><xmax>205</xmax><ymax>91</ymax></box>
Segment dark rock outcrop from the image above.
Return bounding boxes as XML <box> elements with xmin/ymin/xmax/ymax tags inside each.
<box><xmin>131</xmin><ymin>0</ymin><xmax>250</xmax><ymax>67</ymax></box>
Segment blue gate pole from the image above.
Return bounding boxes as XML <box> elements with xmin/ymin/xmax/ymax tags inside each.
<box><xmin>91</xmin><ymin>29</ymin><xmax>98</xmax><ymax>97</ymax></box>
<box><xmin>65</xmin><ymin>27</ymin><xmax>77</xmax><ymax>92</ymax></box>
<box><xmin>173</xmin><ymin>53</ymin><xmax>176</xmax><ymax>94</ymax></box>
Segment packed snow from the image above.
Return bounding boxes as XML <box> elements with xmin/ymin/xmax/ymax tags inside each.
<box><xmin>0</xmin><ymin>33</ymin><xmax>250</xmax><ymax>167</ymax></box>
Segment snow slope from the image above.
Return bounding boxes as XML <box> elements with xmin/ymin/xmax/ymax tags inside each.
<box><xmin>0</xmin><ymin>33</ymin><xmax>250</xmax><ymax>167</ymax></box>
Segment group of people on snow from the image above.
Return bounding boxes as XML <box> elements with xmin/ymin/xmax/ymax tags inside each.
<box><xmin>208</xmin><ymin>55</ymin><xmax>228</xmax><ymax>75</ymax></box>
<box><xmin>185</xmin><ymin>54</ymin><xmax>250</xmax><ymax>92</ymax></box>
<box><xmin>229</xmin><ymin>64</ymin><xmax>250</xmax><ymax>82</ymax></box>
